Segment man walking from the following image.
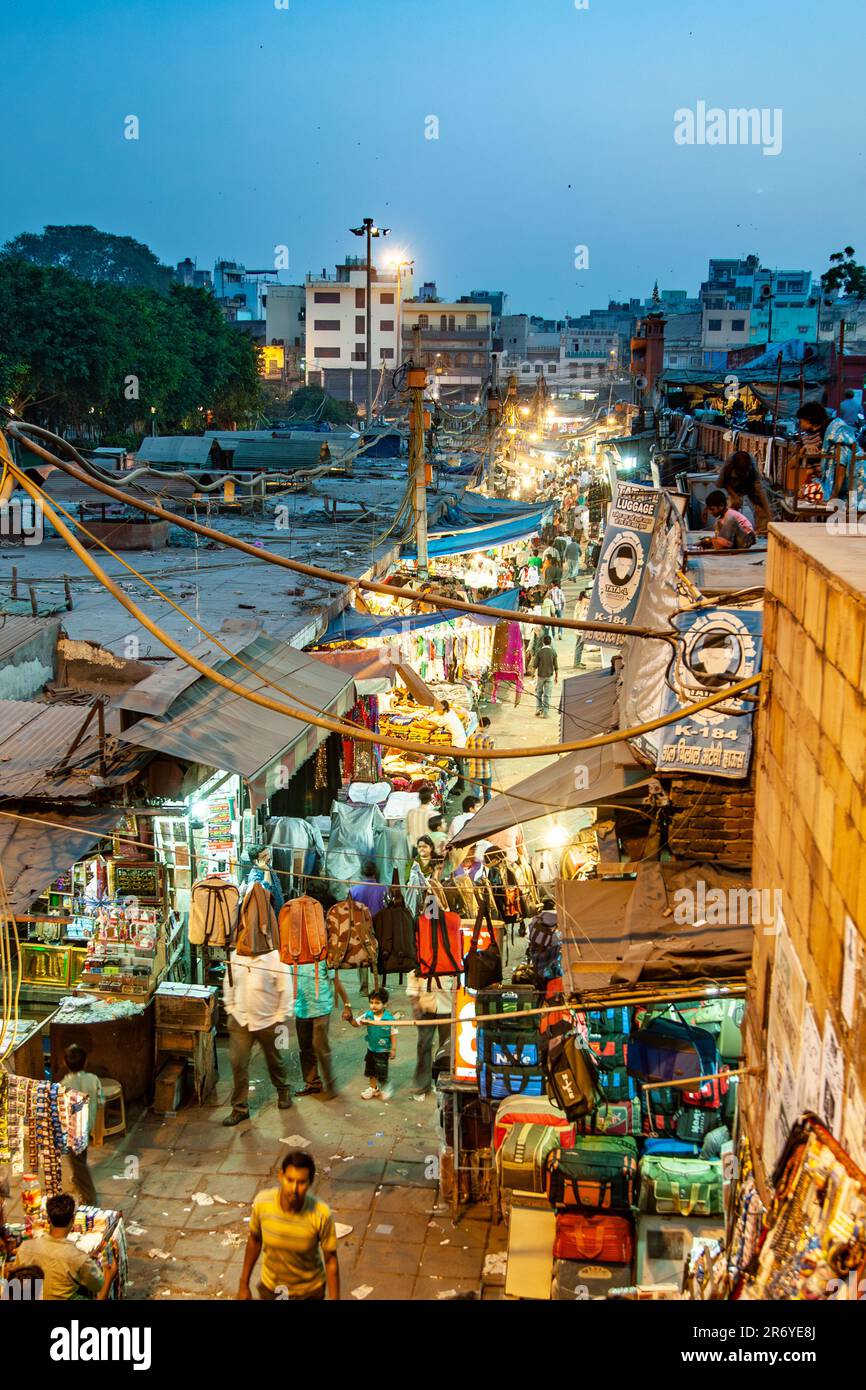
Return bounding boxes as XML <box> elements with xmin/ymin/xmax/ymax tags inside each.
<box><xmin>58</xmin><ymin>1043</ymin><xmax>102</xmax><ymax>1205</ymax></box>
<box><xmin>294</xmin><ymin>961</ymin><xmax>348</xmax><ymax>1100</ymax></box>
<box><xmin>237</xmin><ymin>1150</ymin><xmax>339</xmax><ymax>1301</ymax></box>
<box><xmin>465</xmin><ymin>716</ymin><xmax>494</xmax><ymax>802</ymax></box>
<box><xmin>530</xmin><ymin>634</ymin><xmax>559</xmax><ymax>718</ymax></box>
<box><xmin>222</xmin><ymin>942</ymin><xmax>294</xmax><ymax>1126</ymax></box>
<box><xmin>407</xmin><ymin>971</ymin><xmax>453</xmax><ymax>1099</ymax></box>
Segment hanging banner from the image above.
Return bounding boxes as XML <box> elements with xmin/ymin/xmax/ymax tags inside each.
<box><xmin>585</xmin><ymin>485</ymin><xmax>659</xmax><ymax>643</ymax></box>
<box><xmin>654</xmin><ymin>607</ymin><xmax>763</xmax><ymax>779</ymax></box>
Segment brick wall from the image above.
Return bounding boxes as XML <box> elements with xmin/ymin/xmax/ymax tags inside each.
<box><xmin>742</xmin><ymin>525</ymin><xmax>866</xmax><ymax>1194</ymax></box>
<box><xmin>667</xmin><ymin>774</ymin><xmax>755</xmax><ymax>863</ymax></box>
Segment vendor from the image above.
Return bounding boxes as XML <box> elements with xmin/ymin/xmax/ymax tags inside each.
<box><xmin>716</xmin><ymin>450</ymin><xmax>770</xmax><ymax>534</ymax></box>
<box><xmin>243</xmin><ymin>845</ymin><xmax>284</xmax><ymax>913</ymax></box>
<box><xmin>700</xmin><ymin>490</ymin><xmax>757</xmax><ymax>550</ymax></box>
<box><xmin>8</xmin><ymin>1193</ymin><xmax>117</xmax><ymax>1301</ymax></box>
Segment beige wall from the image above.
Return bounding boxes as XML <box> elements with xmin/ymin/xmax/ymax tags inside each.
<box><xmin>743</xmin><ymin>525</ymin><xmax>866</xmax><ymax>1193</ymax></box>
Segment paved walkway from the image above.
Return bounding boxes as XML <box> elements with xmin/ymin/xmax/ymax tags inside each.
<box><xmin>88</xmin><ymin>971</ymin><xmax>506</xmax><ymax>1301</ymax></box>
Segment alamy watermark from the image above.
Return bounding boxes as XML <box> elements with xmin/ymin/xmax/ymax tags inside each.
<box><xmin>673</xmin><ymin>881</ymin><xmax>783</xmax><ymax>934</ymax></box>
<box><xmin>674</xmin><ymin>102</ymin><xmax>782</xmax><ymax>157</ymax></box>
<box><xmin>0</xmin><ymin>497</ymin><xmax>43</xmax><ymax>544</ymax></box>
<box><xmin>826</xmin><ymin>493</ymin><xmax>866</xmax><ymax>535</ymax></box>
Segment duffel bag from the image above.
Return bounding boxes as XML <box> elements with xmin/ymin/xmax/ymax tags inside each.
<box><xmin>577</xmin><ymin>1101</ymin><xmax>642</xmax><ymax>1138</ymax></box>
<box><xmin>478</xmin><ymin>1063</ymin><xmax>546</xmax><ymax>1101</ymax></box>
<box><xmin>553</xmin><ymin>1211</ymin><xmax>634</xmax><ymax>1264</ymax></box>
<box><xmin>477</xmin><ymin>1029</ymin><xmax>542</xmax><ymax>1068</ymax></box>
<box><xmin>589</xmin><ymin>1033</ymin><xmax>628</xmax><ymax>1067</ymax></box>
<box><xmin>545</xmin><ymin>1034</ymin><xmax>603</xmax><ymax>1120</ymax></box>
<box><xmin>638</xmin><ymin>1156</ymin><xmax>723</xmax><ymax>1216</ymax></box>
<box><xmin>585</xmin><ymin>1005</ymin><xmax>632</xmax><ymax>1037</ymax></box>
<box><xmin>475</xmin><ymin>984</ymin><xmax>539</xmax><ymax>1034</ymax></box>
<box><xmin>595</xmin><ymin>1060</ymin><xmax>636</xmax><ymax>1102</ymax></box>
<box><xmin>643</xmin><ymin>1136</ymin><xmax>700</xmax><ymax>1157</ymax></box>
<box><xmin>498</xmin><ymin>1122</ymin><xmax>560</xmax><ymax>1194</ymax></box>
<box><xmin>546</xmin><ymin>1140</ymin><xmax>638</xmax><ymax>1212</ymax></box>
<box><xmin>676</xmin><ymin>1105</ymin><xmax>723</xmax><ymax>1144</ymax></box>
<box><xmin>682</xmin><ymin>1067</ymin><xmax>729</xmax><ymax>1109</ymax></box>
<box><xmin>627</xmin><ymin>1011</ymin><xmax>719</xmax><ymax>1083</ymax></box>
<box><xmin>493</xmin><ymin>1095</ymin><xmax>576</xmax><ymax>1151</ymax></box>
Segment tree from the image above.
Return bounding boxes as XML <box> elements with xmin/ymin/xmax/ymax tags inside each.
<box><xmin>277</xmin><ymin>384</ymin><xmax>359</xmax><ymax>427</ymax></box>
<box><xmin>651</xmin><ymin>280</ymin><xmax>660</xmax><ymax>304</ymax></box>
<box><xmin>820</xmin><ymin>247</ymin><xmax>866</xmax><ymax>301</ymax></box>
<box><xmin>1</xmin><ymin>225</ymin><xmax>173</xmax><ymax>293</ymax></box>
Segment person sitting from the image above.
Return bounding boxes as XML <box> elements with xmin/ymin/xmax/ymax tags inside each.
<box><xmin>9</xmin><ymin>1194</ymin><xmax>116</xmax><ymax>1300</ymax></box>
<box><xmin>716</xmin><ymin>450</ymin><xmax>770</xmax><ymax>535</ymax></box>
<box><xmin>701</xmin><ymin>489</ymin><xmax>757</xmax><ymax>550</ymax></box>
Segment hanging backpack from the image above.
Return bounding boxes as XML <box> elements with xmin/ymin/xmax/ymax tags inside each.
<box><xmin>463</xmin><ymin>904</ymin><xmax>503</xmax><ymax>993</ymax></box>
<box><xmin>416</xmin><ymin>893</ymin><xmax>463</xmax><ymax>987</ymax></box>
<box><xmin>188</xmin><ymin>876</ymin><xmax>239</xmax><ymax>947</ymax></box>
<box><xmin>373</xmin><ymin>875</ymin><xmax>417</xmax><ymax>982</ymax></box>
<box><xmin>527</xmin><ymin>909</ymin><xmax>561</xmax><ymax>982</ymax></box>
<box><xmin>627</xmin><ymin>1010</ymin><xmax>719</xmax><ymax>1083</ymax></box>
<box><xmin>545</xmin><ymin>1033</ymin><xmax>603</xmax><ymax>1120</ymax></box>
<box><xmin>326</xmin><ymin>897</ymin><xmax>380</xmax><ymax>982</ymax></box>
<box><xmin>235</xmin><ymin>882</ymin><xmax>279</xmax><ymax>957</ymax></box>
<box><xmin>277</xmin><ymin>895</ymin><xmax>328</xmax><ymax>970</ymax></box>
<box><xmin>475</xmin><ymin>984</ymin><xmax>539</xmax><ymax>1034</ymax></box>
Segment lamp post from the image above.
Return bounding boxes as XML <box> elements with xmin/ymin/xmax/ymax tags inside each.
<box><xmin>350</xmin><ymin>218</ymin><xmax>390</xmax><ymax>427</ymax></box>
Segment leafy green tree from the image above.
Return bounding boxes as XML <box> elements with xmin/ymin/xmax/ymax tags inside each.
<box><xmin>2</xmin><ymin>225</ymin><xmax>173</xmax><ymax>293</ymax></box>
<box><xmin>279</xmin><ymin>384</ymin><xmax>360</xmax><ymax>426</ymax></box>
<box><xmin>820</xmin><ymin>247</ymin><xmax>866</xmax><ymax>301</ymax></box>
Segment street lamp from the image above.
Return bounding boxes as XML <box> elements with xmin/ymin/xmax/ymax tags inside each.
<box><xmin>350</xmin><ymin>217</ymin><xmax>390</xmax><ymax>427</ymax></box>
<box><xmin>382</xmin><ymin>251</ymin><xmax>414</xmax><ymax>369</ymax></box>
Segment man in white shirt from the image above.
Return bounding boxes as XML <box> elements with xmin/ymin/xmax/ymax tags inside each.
<box><xmin>449</xmin><ymin>794</ymin><xmax>481</xmax><ymax>841</ymax></box>
<box><xmin>406</xmin><ymin>785</ymin><xmax>436</xmax><ymax>850</ymax></box>
<box><xmin>439</xmin><ymin>700</ymin><xmax>467</xmax><ymax>749</ymax></box>
<box><xmin>223</xmin><ymin>946</ymin><xmax>294</xmax><ymax>1126</ymax></box>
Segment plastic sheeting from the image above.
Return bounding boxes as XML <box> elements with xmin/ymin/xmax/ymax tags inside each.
<box><xmin>401</xmin><ymin>508</ymin><xmax>549</xmax><ymax>560</ymax></box>
<box><xmin>320</xmin><ymin>588</ymin><xmax>520</xmax><ymax>643</ymax></box>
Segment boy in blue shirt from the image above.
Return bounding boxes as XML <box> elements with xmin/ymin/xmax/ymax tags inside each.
<box><xmin>351</xmin><ymin>988</ymin><xmax>397</xmax><ymax>1100</ymax></box>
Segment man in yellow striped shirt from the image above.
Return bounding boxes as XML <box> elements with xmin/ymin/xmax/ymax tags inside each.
<box><xmin>237</xmin><ymin>1150</ymin><xmax>339</xmax><ymax>1300</ymax></box>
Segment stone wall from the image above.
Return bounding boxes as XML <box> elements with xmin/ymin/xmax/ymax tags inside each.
<box><xmin>667</xmin><ymin>774</ymin><xmax>755</xmax><ymax>863</ymax></box>
<box><xmin>742</xmin><ymin>525</ymin><xmax>866</xmax><ymax>1194</ymax></box>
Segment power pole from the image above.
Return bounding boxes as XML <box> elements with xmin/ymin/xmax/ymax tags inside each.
<box><xmin>408</xmin><ymin>325</ymin><xmax>429</xmax><ymax>579</ymax></box>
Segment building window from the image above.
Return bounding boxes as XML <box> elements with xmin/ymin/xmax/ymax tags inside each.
<box><xmin>355</xmin><ymin>315</ymin><xmax>365</xmax><ymax>334</ymax></box>
<box><xmin>465</xmin><ymin>313</ymin><xmax>477</xmax><ymax>329</ymax></box>
<box><xmin>731</xmin><ymin>318</ymin><xmax>745</xmax><ymax>331</ymax></box>
<box><xmin>314</xmin><ymin>291</ymin><xmax>340</xmax><ymax>304</ymax></box>
<box><xmin>380</xmin><ymin>292</ymin><xmax>394</xmax><ymax>305</ymax></box>
<box><xmin>380</xmin><ymin>319</ymin><xmax>394</xmax><ymax>331</ymax></box>
<box><xmin>455</xmin><ymin>352</ymin><xmax>468</xmax><ymax>367</ymax></box>
<box><xmin>521</xmin><ymin>365</ymin><xmax>531</xmax><ymax>374</ymax></box>
<box><xmin>535</xmin><ymin>365</ymin><xmax>542</xmax><ymax>374</ymax></box>
<box><xmin>583</xmin><ymin>368</ymin><xmax>592</xmax><ymax>379</ymax></box>
<box><xmin>448</xmin><ymin>315</ymin><xmax>456</xmax><ymax>332</ymax></box>
<box><xmin>315</xmin><ymin>347</ymin><xmax>340</xmax><ymax>359</ymax></box>
<box><xmin>472</xmin><ymin>353</ymin><xmax>484</xmax><ymax>366</ymax></box>
<box><xmin>314</xmin><ymin>319</ymin><xmax>341</xmax><ymax>331</ymax></box>
<box><xmin>355</xmin><ymin>288</ymin><xmax>365</xmax><ymax>309</ymax></box>
<box><xmin>380</xmin><ymin>348</ymin><xmax>394</xmax><ymax>360</ymax></box>
<box><xmin>354</xmin><ymin>343</ymin><xmax>366</xmax><ymax>359</ymax></box>
<box><xmin>548</xmin><ymin>363</ymin><xmax>557</xmax><ymax>372</ymax></box>
<box><xmin>418</xmin><ymin>314</ymin><xmax>428</xmax><ymax>329</ymax></box>
<box><xmin>440</xmin><ymin>315</ymin><xmax>448</xmax><ymax>330</ymax></box>
<box><xmin>708</xmin><ymin>318</ymin><xmax>723</xmax><ymax>332</ymax></box>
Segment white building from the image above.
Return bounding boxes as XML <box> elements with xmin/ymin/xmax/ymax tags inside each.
<box><xmin>305</xmin><ymin>258</ymin><xmax>414</xmax><ymax>403</ymax></box>
<box><xmin>401</xmin><ymin>300</ymin><xmax>492</xmax><ymax>401</ymax></box>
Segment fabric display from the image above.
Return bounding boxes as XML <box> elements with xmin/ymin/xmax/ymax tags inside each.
<box><xmin>341</xmin><ymin>696</ymin><xmax>381</xmax><ymax>783</ymax></box>
<box><xmin>736</xmin><ymin>1117</ymin><xmax>866</xmax><ymax>1302</ymax></box>
<box><xmin>270</xmin><ymin>733</ymin><xmax>343</xmax><ymax>818</ymax></box>
<box><xmin>323</xmin><ymin>800</ymin><xmax>386</xmax><ymax>900</ymax></box>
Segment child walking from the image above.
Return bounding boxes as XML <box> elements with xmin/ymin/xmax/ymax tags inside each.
<box><xmin>58</xmin><ymin>1043</ymin><xmax>103</xmax><ymax>1204</ymax></box>
<box><xmin>351</xmin><ymin>988</ymin><xmax>397</xmax><ymax>1100</ymax></box>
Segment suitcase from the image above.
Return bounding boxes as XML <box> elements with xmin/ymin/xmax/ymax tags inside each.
<box><xmin>553</xmin><ymin>1211</ymin><xmax>634</xmax><ymax>1264</ymax></box>
<box><xmin>638</xmin><ymin>1157</ymin><xmax>724</xmax><ymax>1216</ymax></box>
<box><xmin>493</xmin><ymin>1095</ymin><xmax>576</xmax><ymax>1151</ymax></box>
<box><xmin>552</xmin><ymin>1258</ymin><xmax>634</xmax><ymax>1300</ymax></box>
<box><xmin>498</xmin><ymin>1122</ymin><xmax>560</xmax><ymax>1194</ymax></box>
<box><xmin>636</xmin><ymin>1213</ymin><xmax>725</xmax><ymax>1289</ymax></box>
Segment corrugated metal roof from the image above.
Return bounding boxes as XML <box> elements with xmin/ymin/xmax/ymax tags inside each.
<box><xmin>0</xmin><ymin>699</ymin><xmax>150</xmax><ymax>799</ymax></box>
<box><xmin>230</xmin><ymin>439</ymin><xmax>331</xmax><ymax>467</ymax></box>
<box><xmin>136</xmin><ymin>437</ymin><xmax>216</xmax><ymax>466</ymax></box>
<box><xmin>0</xmin><ymin>808</ymin><xmax>126</xmax><ymax>915</ymax></box>
<box><xmin>113</xmin><ymin>629</ymin><xmax>262</xmax><ymax>715</ymax></box>
<box><xmin>0</xmin><ymin>615</ymin><xmax>61</xmax><ymax>663</ymax></box>
<box><xmin>117</xmin><ymin>635</ymin><xmax>356</xmax><ymax>794</ymax></box>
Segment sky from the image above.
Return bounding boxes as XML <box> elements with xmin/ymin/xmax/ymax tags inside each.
<box><xmin>3</xmin><ymin>0</ymin><xmax>864</xmax><ymax>316</ymax></box>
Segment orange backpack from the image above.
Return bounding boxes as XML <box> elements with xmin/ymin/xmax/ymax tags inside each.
<box><xmin>277</xmin><ymin>896</ymin><xmax>328</xmax><ymax>969</ymax></box>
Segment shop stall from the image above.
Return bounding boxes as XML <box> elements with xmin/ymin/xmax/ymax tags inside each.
<box><xmin>1</xmin><ymin>1196</ymin><xmax>127</xmax><ymax>1299</ymax></box>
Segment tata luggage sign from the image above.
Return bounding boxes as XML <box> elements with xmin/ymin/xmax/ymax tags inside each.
<box><xmin>586</xmin><ymin>485</ymin><xmax>659</xmax><ymax>643</ymax></box>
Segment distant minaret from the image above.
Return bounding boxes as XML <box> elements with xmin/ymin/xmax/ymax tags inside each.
<box><xmin>651</xmin><ymin>280</ymin><xmax>660</xmax><ymax>304</ymax></box>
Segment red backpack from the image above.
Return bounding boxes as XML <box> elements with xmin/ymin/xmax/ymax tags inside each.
<box><xmin>416</xmin><ymin>893</ymin><xmax>463</xmax><ymax>986</ymax></box>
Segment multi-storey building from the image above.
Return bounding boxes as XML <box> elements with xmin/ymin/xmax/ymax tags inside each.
<box><xmin>401</xmin><ymin>299</ymin><xmax>492</xmax><ymax>402</ymax></box>
<box><xmin>213</xmin><ymin>260</ymin><xmax>280</xmax><ymax>322</ymax></box>
<box><xmin>304</xmin><ymin>258</ymin><xmax>414</xmax><ymax>403</ymax></box>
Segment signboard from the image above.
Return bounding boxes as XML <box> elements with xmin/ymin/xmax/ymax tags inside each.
<box><xmin>798</xmin><ymin>1005</ymin><xmax>823</xmax><ymax>1115</ymax></box>
<box><xmin>655</xmin><ymin>607</ymin><xmax>762</xmax><ymax>779</ymax></box>
<box><xmin>452</xmin><ymin>917</ymin><xmax>495</xmax><ymax>1082</ymax></box>
<box><xmin>585</xmin><ymin>485</ymin><xmax>659</xmax><ymax>645</ymax></box>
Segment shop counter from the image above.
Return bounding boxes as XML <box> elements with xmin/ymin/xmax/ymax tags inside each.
<box><xmin>50</xmin><ymin>1000</ymin><xmax>155</xmax><ymax>1103</ymax></box>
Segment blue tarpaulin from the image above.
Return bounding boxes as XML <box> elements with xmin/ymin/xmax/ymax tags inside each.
<box><xmin>401</xmin><ymin>506</ymin><xmax>549</xmax><ymax>560</ymax></box>
<box><xmin>321</xmin><ymin>587</ymin><xmax>521</xmax><ymax>643</ymax></box>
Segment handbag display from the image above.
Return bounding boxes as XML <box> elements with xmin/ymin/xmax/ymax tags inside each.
<box><xmin>585</xmin><ymin>1005</ymin><xmax>632</xmax><ymax>1037</ymax></box>
<box><xmin>595</xmin><ymin>1059</ymin><xmax>637</xmax><ymax>1103</ymax></box>
<box><xmin>477</xmin><ymin>1031</ymin><xmax>542</xmax><ymax>1068</ymax></box>
<box><xmin>545</xmin><ymin>1034</ymin><xmax>603</xmax><ymax>1120</ymax></box>
<box><xmin>478</xmin><ymin>1063</ymin><xmax>547</xmax><ymax>1101</ymax></box>
<box><xmin>475</xmin><ymin>984</ymin><xmax>539</xmax><ymax>1034</ymax></box>
<box><xmin>553</xmin><ymin>1212</ymin><xmax>634</xmax><ymax>1264</ymax></box>
<box><xmin>676</xmin><ymin>1105</ymin><xmax>723</xmax><ymax>1144</ymax></box>
<box><xmin>577</xmin><ymin>1101</ymin><xmax>642</xmax><ymax>1138</ymax></box>
<box><xmin>463</xmin><ymin>905</ymin><xmax>503</xmax><ymax>992</ymax></box>
<box><xmin>638</xmin><ymin>1156</ymin><xmax>724</xmax><ymax>1217</ymax></box>
<box><xmin>493</xmin><ymin>1095</ymin><xmax>576</xmax><ymax>1151</ymax></box>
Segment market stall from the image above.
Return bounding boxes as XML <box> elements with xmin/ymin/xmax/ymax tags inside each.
<box><xmin>1</xmin><ymin>1197</ymin><xmax>128</xmax><ymax>1300</ymax></box>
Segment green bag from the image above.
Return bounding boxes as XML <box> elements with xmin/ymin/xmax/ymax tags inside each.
<box><xmin>638</xmin><ymin>1156</ymin><xmax>723</xmax><ymax>1216</ymax></box>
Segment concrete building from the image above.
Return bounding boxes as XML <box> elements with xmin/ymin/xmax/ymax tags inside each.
<box><xmin>401</xmin><ymin>299</ymin><xmax>492</xmax><ymax>402</ymax></box>
<box><xmin>701</xmin><ymin>307</ymin><xmax>752</xmax><ymax>366</ymax></box>
<box><xmin>264</xmin><ymin>284</ymin><xmax>306</xmax><ymax>385</ymax></box>
<box><xmin>174</xmin><ymin>258</ymin><xmax>212</xmax><ymax>290</ymax></box>
<box><xmin>662</xmin><ymin>310</ymin><xmax>703</xmax><ymax>369</ymax></box>
<box><xmin>213</xmin><ymin>260</ymin><xmax>279</xmax><ymax>322</ymax></box>
<box><xmin>305</xmin><ymin>257</ymin><xmax>414</xmax><ymax>403</ymax></box>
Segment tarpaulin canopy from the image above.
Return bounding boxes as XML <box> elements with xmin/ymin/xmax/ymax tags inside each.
<box><xmin>449</xmin><ymin>671</ymin><xmax>654</xmax><ymax>847</ymax></box>
<box><xmin>320</xmin><ymin>587</ymin><xmax>520</xmax><ymax>643</ymax></box>
<box><xmin>556</xmin><ymin>860</ymin><xmax>754</xmax><ymax>994</ymax></box>
<box><xmin>312</xmin><ymin>648</ymin><xmax>438</xmax><ymax>705</ymax></box>
<box><xmin>401</xmin><ymin>507</ymin><xmax>549</xmax><ymax>560</ymax></box>
<box><xmin>119</xmin><ymin>635</ymin><xmax>356</xmax><ymax>803</ymax></box>
<box><xmin>0</xmin><ymin>808</ymin><xmax>126</xmax><ymax>916</ymax></box>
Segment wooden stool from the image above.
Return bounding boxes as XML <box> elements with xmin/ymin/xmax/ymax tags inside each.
<box><xmin>100</xmin><ymin>1079</ymin><xmax>126</xmax><ymax>1139</ymax></box>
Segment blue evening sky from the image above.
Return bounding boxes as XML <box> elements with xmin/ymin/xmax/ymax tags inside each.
<box><xmin>2</xmin><ymin>0</ymin><xmax>863</xmax><ymax>314</ymax></box>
